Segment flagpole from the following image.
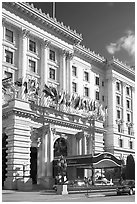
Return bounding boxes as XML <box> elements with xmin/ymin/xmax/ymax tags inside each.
<box><xmin>53</xmin><ymin>2</ymin><xmax>55</xmax><ymax>18</ymax></box>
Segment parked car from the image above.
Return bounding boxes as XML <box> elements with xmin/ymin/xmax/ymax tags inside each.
<box><xmin>73</xmin><ymin>179</ymin><xmax>87</xmax><ymax>187</ymax></box>
<box><xmin>95</xmin><ymin>177</ymin><xmax>113</xmax><ymax>186</ymax></box>
<box><xmin>116</xmin><ymin>180</ymin><xmax>135</xmax><ymax>195</ymax></box>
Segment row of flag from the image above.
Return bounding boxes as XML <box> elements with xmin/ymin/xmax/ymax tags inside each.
<box><xmin>2</xmin><ymin>77</ymin><xmax>107</xmax><ymax>117</ymax></box>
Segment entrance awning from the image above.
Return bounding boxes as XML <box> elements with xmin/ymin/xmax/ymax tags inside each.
<box><xmin>66</xmin><ymin>152</ymin><xmax>122</xmax><ymax>169</ymax></box>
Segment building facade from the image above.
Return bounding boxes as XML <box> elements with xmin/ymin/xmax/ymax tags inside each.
<box><xmin>2</xmin><ymin>2</ymin><xmax>135</xmax><ymax>190</ymax></box>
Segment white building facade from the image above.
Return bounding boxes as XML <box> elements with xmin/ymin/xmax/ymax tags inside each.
<box><xmin>2</xmin><ymin>2</ymin><xmax>135</xmax><ymax>190</ymax></box>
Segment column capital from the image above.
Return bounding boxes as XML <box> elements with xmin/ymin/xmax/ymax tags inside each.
<box><xmin>43</xmin><ymin>39</ymin><xmax>51</xmax><ymax>48</ymax></box>
<box><xmin>2</xmin><ymin>17</ymin><xmax>6</xmax><ymax>26</ymax></box>
<box><xmin>112</xmin><ymin>76</ymin><xmax>117</xmax><ymax>83</ymax></box>
<box><xmin>122</xmin><ymin>81</ymin><xmax>127</xmax><ymax>87</ymax></box>
<box><xmin>66</xmin><ymin>52</ymin><xmax>74</xmax><ymax>60</ymax></box>
<box><xmin>21</xmin><ymin>28</ymin><xmax>30</xmax><ymax>38</ymax></box>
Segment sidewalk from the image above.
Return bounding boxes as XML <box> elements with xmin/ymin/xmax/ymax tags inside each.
<box><xmin>2</xmin><ymin>188</ymin><xmax>116</xmax><ymax>202</ymax></box>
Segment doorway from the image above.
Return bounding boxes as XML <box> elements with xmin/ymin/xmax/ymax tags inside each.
<box><xmin>30</xmin><ymin>147</ymin><xmax>37</xmax><ymax>184</ymax></box>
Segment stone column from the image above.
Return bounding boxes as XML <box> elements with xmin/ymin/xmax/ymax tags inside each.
<box><xmin>41</xmin><ymin>39</ymin><xmax>50</xmax><ymax>86</ymax></box>
<box><xmin>66</xmin><ymin>52</ymin><xmax>73</xmax><ymax>94</ymax></box>
<box><xmin>18</xmin><ymin>29</ymin><xmax>30</xmax><ymax>100</ymax></box>
<box><xmin>60</xmin><ymin>50</ymin><xmax>67</xmax><ymax>91</ymax></box>
<box><xmin>19</xmin><ymin>29</ymin><xmax>30</xmax><ymax>80</ymax></box>
<box><xmin>40</xmin><ymin>40</ymin><xmax>50</xmax><ymax>106</ymax></box>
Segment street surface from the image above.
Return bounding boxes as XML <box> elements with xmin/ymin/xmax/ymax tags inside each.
<box><xmin>2</xmin><ymin>190</ymin><xmax>135</xmax><ymax>202</ymax></box>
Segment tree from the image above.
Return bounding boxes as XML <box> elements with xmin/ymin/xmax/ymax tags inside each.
<box><xmin>125</xmin><ymin>154</ymin><xmax>135</xmax><ymax>180</ymax></box>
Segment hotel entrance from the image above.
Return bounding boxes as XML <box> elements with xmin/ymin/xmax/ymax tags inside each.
<box><xmin>53</xmin><ymin>152</ymin><xmax>122</xmax><ymax>182</ymax></box>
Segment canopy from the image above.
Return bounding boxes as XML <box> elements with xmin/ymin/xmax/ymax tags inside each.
<box><xmin>66</xmin><ymin>152</ymin><xmax>122</xmax><ymax>169</ymax></box>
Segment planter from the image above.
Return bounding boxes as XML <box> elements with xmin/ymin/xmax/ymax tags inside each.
<box><xmin>56</xmin><ymin>184</ymin><xmax>68</xmax><ymax>195</ymax></box>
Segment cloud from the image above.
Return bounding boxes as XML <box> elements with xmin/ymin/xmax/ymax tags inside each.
<box><xmin>106</xmin><ymin>30</ymin><xmax>135</xmax><ymax>58</ymax></box>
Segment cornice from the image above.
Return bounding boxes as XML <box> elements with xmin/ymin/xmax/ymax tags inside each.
<box><xmin>74</xmin><ymin>44</ymin><xmax>106</xmax><ymax>64</ymax></box>
<box><xmin>2</xmin><ymin>106</ymin><xmax>88</xmax><ymax>131</ymax></box>
<box><xmin>3</xmin><ymin>2</ymin><xmax>82</xmax><ymax>45</ymax></box>
<box><xmin>109</xmin><ymin>57</ymin><xmax>135</xmax><ymax>76</ymax></box>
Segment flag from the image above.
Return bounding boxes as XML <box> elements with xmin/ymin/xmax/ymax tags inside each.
<box><xmin>43</xmin><ymin>84</ymin><xmax>53</xmax><ymax>97</ymax></box>
<box><xmin>58</xmin><ymin>91</ymin><xmax>65</xmax><ymax>104</ymax></box>
<box><xmin>74</xmin><ymin>96</ymin><xmax>80</xmax><ymax>109</ymax></box>
<box><xmin>23</xmin><ymin>81</ymin><xmax>28</xmax><ymax>94</ymax></box>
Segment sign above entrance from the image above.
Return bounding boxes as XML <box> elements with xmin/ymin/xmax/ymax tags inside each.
<box><xmin>92</xmin><ymin>152</ymin><xmax>122</xmax><ymax>168</ymax></box>
<box><xmin>64</xmin><ymin>152</ymin><xmax>122</xmax><ymax>168</ymax></box>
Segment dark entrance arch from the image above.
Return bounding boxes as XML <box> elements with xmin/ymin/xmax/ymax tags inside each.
<box><xmin>30</xmin><ymin>147</ymin><xmax>37</xmax><ymax>184</ymax></box>
<box><xmin>2</xmin><ymin>133</ymin><xmax>8</xmax><ymax>187</ymax></box>
<box><xmin>54</xmin><ymin>137</ymin><xmax>67</xmax><ymax>157</ymax></box>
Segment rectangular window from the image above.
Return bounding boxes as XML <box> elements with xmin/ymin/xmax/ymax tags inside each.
<box><xmin>102</xmin><ymin>81</ymin><xmax>104</xmax><ymax>86</ymax></box>
<box><xmin>116</xmin><ymin>95</ymin><xmax>120</xmax><ymax>105</ymax></box>
<box><xmin>127</xmin><ymin>113</ymin><xmax>130</xmax><ymax>122</ymax></box>
<box><xmin>126</xmin><ymin>100</ymin><xmax>130</xmax><ymax>109</ymax></box>
<box><xmin>5</xmin><ymin>50</ymin><xmax>13</xmax><ymax>64</ymax></box>
<box><xmin>102</xmin><ymin>96</ymin><xmax>105</xmax><ymax>102</ymax></box>
<box><xmin>72</xmin><ymin>82</ymin><xmax>77</xmax><ymax>93</ymax></box>
<box><xmin>72</xmin><ymin>66</ymin><xmax>77</xmax><ymax>77</ymax></box>
<box><xmin>29</xmin><ymin>40</ymin><xmax>36</xmax><ymax>53</ymax></box>
<box><xmin>29</xmin><ymin>60</ymin><xmax>36</xmax><ymax>72</ymax></box>
<box><xmin>96</xmin><ymin>91</ymin><xmax>99</xmax><ymax>100</ymax></box>
<box><xmin>84</xmin><ymin>87</ymin><xmax>89</xmax><ymax>97</ymax></box>
<box><xmin>5</xmin><ymin>28</ymin><xmax>13</xmax><ymax>43</ymax></box>
<box><xmin>84</xmin><ymin>71</ymin><xmax>89</xmax><ymax>82</ymax></box>
<box><xmin>49</xmin><ymin>68</ymin><xmax>55</xmax><ymax>80</ymax></box>
<box><xmin>128</xmin><ymin>127</ymin><xmax>131</xmax><ymax>135</ymax></box>
<box><xmin>129</xmin><ymin>141</ymin><xmax>133</xmax><ymax>149</ymax></box>
<box><xmin>126</xmin><ymin>87</ymin><xmax>130</xmax><ymax>95</ymax></box>
<box><xmin>119</xmin><ymin>138</ymin><xmax>123</xmax><ymax>148</ymax></box>
<box><xmin>118</xmin><ymin>124</ymin><xmax>121</xmax><ymax>132</ymax></box>
<box><xmin>95</xmin><ymin>76</ymin><xmax>99</xmax><ymax>85</ymax></box>
<box><xmin>117</xmin><ymin>110</ymin><xmax>121</xmax><ymax>119</ymax></box>
<box><xmin>116</xmin><ymin>81</ymin><xmax>120</xmax><ymax>91</ymax></box>
<box><xmin>49</xmin><ymin>50</ymin><xmax>55</xmax><ymax>61</ymax></box>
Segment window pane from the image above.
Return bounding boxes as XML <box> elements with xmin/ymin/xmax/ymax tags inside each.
<box><xmin>29</xmin><ymin>60</ymin><xmax>36</xmax><ymax>72</ymax></box>
<box><xmin>5</xmin><ymin>28</ymin><xmax>13</xmax><ymax>42</ymax></box>
<box><xmin>126</xmin><ymin>87</ymin><xmax>130</xmax><ymax>95</ymax></box>
<box><xmin>49</xmin><ymin>50</ymin><xmax>55</xmax><ymax>61</ymax></box>
<box><xmin>95</xmin><ymin>76</ymin><xmax>99</xmax><ymax>85</ymax></box>
<box><xmin>127</xmin><ymin>113</ymin><xmax>130</xmax><ymax>122</ymax></box>
<box><xmin>96</xmin><ymin>91</ymin><xmax>99</xmax><ymax>100</ymax></box>
<box><xmin>84</xmin><ymin>71</ymin><xmax>89</xmax><ymax>81</ymax></box>
<box><xmin>72</xmin><ymin>82</ymin><xmax>77</xmax><ymax>93</ymax></box>
<box><xmin>5</xmin><ymin>50</ymin><xmax>13</xmax><ymax>64</ymax></box>
<box><xmin>72</xmin><ymin>66</ymin><xmax>77</xmax><ymax>76</ymax></box>
<box><xmin>29</xmin><ymin>40</ymin><xmax>36</xmax><ymax>52</ymax></box>
<box><xmin>84</xmin><ymin>87</ymin><xmax>89</xmax><ymax>97</ymax></box>
<box><xmin>116</xmin><ymin>82</ymin><xmax>120</xmax><ymax>91</ymax></box>
<box><xmin>127</xmin><ymin>100</ymin><xmax>130</xmax><ymax>109</ymax></box>
<box><xmin>49</xmin><ymin>68</ymin><xmax>55</xmax><ymax>80</ymax></box>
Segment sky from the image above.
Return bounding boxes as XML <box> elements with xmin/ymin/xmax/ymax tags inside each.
<box><xmin>30</xmin><ymin>1</ymin><xmax>135</xmax><ymax>66</ymax></box>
